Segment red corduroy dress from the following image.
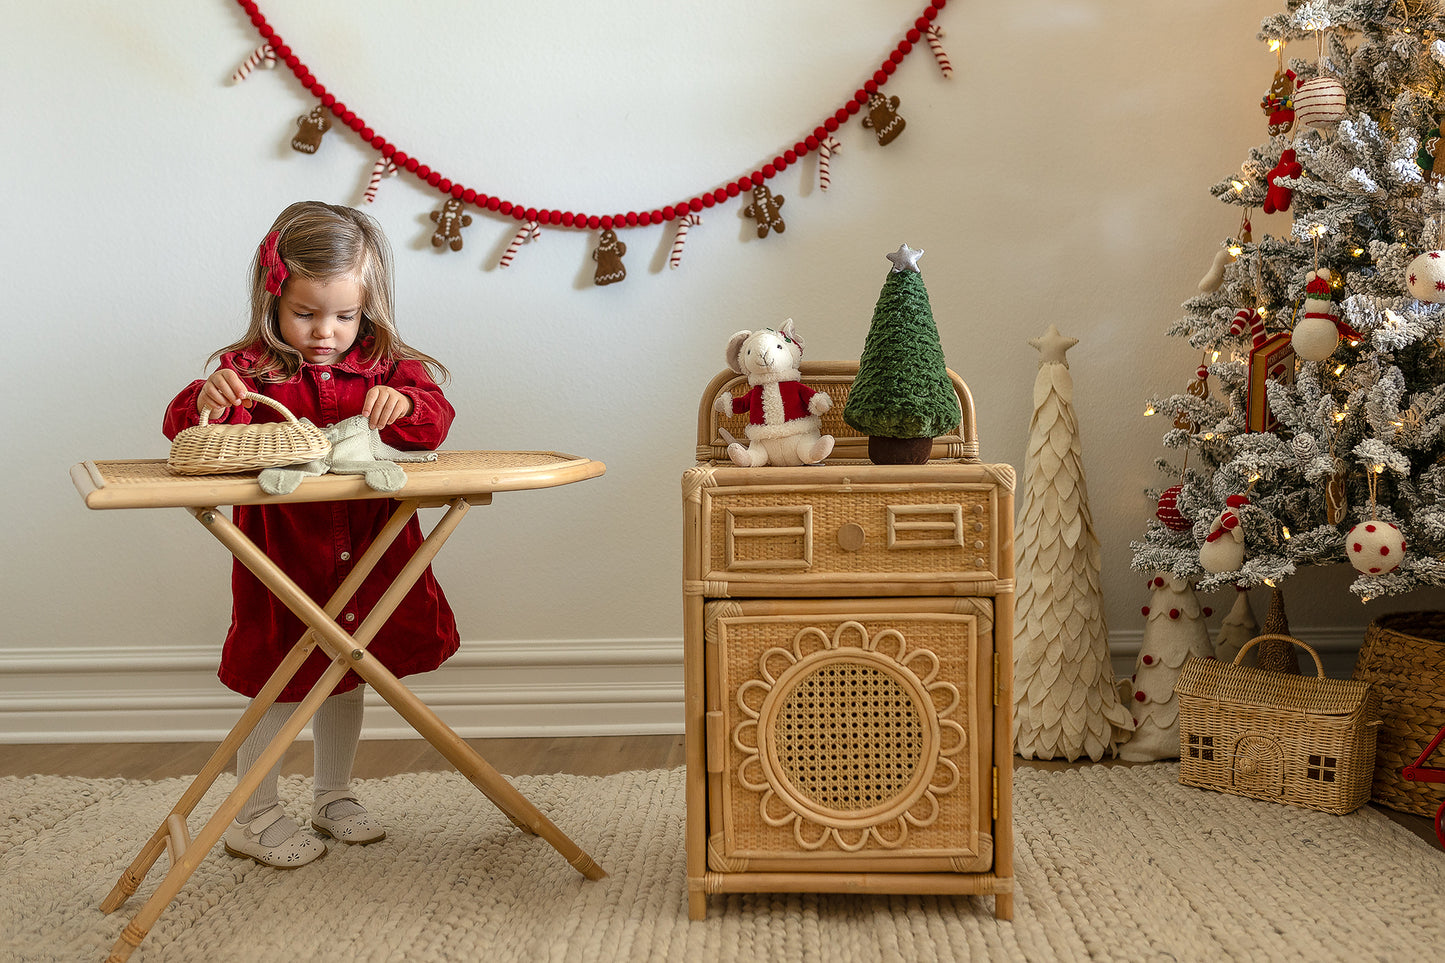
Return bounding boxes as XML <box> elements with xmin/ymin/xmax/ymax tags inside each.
<box><xmin>163</xmin><ymin>343</ymin><xmax>459</xmax><ymax>701</ymax></box>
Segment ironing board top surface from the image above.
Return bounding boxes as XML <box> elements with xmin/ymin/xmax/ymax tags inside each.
<box><xmin>72</xmin><ymin>451</ymin><xmax>605</xmax><ymax>509</ymax></box>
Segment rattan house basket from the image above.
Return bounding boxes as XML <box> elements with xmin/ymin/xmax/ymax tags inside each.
<box><xmin>167</xmin><ymin>392</ymin><xmax>331</xmax><ymax>475</ymax></box>
<box><xmin>1175</xmin><ymin>634</ymin><xmax>1381</xmax><ymax>815</ymax></box>
<box><xmin>1351</xmin><ymin>612</ymin><xmax>1445</xmax><ymax>817</ymax></box>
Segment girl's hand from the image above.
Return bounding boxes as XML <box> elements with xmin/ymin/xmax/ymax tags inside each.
<box><xmin>362</xmin><ymin>385</ymin><xmax>414</xmax><ymax>429</ymax></box>
<box><xmin>197</xmin><ymin>369</ymin><xmax>251</xmax><ymax>418</ymax></box>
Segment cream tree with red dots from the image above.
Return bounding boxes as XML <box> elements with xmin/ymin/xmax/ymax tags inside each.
<box><xmin>1117</xmin><ymin>574</ymin><xmax>1215</xmax><ymax>762</ymax></box>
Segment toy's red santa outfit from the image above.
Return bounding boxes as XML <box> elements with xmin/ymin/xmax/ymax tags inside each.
<box><xmin>725</xmin><ymin>380</ymin><xmax>826</xmax><ymax>439</ymax></box>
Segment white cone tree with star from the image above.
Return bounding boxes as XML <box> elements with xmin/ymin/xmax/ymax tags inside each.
<box><xmin>1013</xmin><ymin>326</ymin><xmax>1134</xmax><ymax>761</ymax></box>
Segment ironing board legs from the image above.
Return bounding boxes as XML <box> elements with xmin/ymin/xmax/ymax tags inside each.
<box><xmin>202</xmin><ymin>497</ymin><xmax>605</xmax><ymax>874</ymax></box>
<box><xmin>103</xmin><ymin>496</ymin><xmax>605</xmax><ymax>963</ymax></box>
<box><xmin>100</xmin><ymin>502</ymin><xmax>420</xmax><ymax>915</ymax></box>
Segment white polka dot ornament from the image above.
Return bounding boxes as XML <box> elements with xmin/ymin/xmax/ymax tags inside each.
<box><xmin>1407</xmin><ymin>250</ymin><xmax>1445</xmax><ymax>302</ymax></box>
<box><xmin>1346</xmin><ymin>520</ymin><xmax>1404</xmax><ymax>574</ymax></box>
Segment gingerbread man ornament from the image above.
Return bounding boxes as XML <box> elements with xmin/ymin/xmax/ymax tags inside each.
<box><xmin>291</xmin><ymin>105</ymin><xmax>332</xmax><ymax>154</ymax></box>
<box><xmin>741</xmin><ymin>185</ymin><xmax>786</xmax><ymax>238</ymax></box>
<box><xmin>1261</xmin><ymin>69</ymin><xmax>1296</xmax><ymax>136</ymax></box>
<box><xmin>592</xmin><ymin>229</ymin><xmax>627</xmax><ymax>285</ymax></box>
<box><xmin>430</xmin><ymin>198</ymin><xmax>472</xmax><ymax>252</ymax></box>
<box><xmin>861</xmin><ymin>92</ymin><xmax>906</xmax><ymax>146</ymax></box>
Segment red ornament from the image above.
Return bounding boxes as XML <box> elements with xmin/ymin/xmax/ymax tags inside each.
<box><xmin>1156</xmin><ymin>484</ymin><xmax>1192</xmax><ymax>531</ymax></box>
<box><xmin>1264</xmin><ymin>149</ymin><xmax>1302</xmax><ymax>214</ymax></box>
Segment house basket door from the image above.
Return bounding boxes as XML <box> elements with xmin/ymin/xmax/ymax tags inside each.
<box><xmin>1231</xmin><ymin>735</ymin><xmax>1285</xmax><ymax>796</ymax></box>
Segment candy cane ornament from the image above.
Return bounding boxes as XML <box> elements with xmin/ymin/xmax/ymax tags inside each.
<box><xmin>230</xmin><ymin>43</ymin><xmax>276</xmax><ymax>85</ymax></box>
<box><xmin>362</xmin><ymin>156</ymin><xmax>399</xmax><ymax>204</ymax></box>
<box><xmin>818</xmin><ymin>136</ymin><xmax>842</xmax><ymax>192</ymax></box>
<box><xmin>498</xmin><ymin>221</ymin><xmax>541</xmax><ymax>269</ymax></box>
<box><xmin>925</xmin><ymin>26</ymin><xmax>952</xmax><ymax>78</ymax></box>
<box><xmin>669</xmin><ymin>214</ymin><xmax>702</xmax><ymax>270</ymax></box>
<box><xmin>1229</xmin><ymin>307</ymin><xmax>1267</xmax><ymax>348</ymax></box>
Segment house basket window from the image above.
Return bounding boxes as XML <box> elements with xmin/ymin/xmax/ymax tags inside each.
<box><xmin>1306</xmin><ymin>754</ymin><xmax>1338</xmax><ymax>783</ymax></box>
<box><xmin>1186</xmin><ymin>733</ymin><xmax>1215</xmax><ymax>761</ymax></box>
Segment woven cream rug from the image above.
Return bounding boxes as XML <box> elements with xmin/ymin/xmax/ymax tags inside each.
<box><xmin>1</xmin><ymin>764</ymin><xmax>1441</xmax><ymax>962</ymax></box>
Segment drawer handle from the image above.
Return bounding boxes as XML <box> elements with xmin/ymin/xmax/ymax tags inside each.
<box><xmin>836</xmin><ymin>522</ymin><xmax>866</xmax><ymax>552</ymax></box>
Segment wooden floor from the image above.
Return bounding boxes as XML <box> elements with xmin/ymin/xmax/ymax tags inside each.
<box><xmin>1</xmin><ymin>737</ymin><xmax>1437</xmax><ymax>850</ymax></box>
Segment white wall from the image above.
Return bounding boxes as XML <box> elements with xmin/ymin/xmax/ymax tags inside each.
<box><xmin>5</xmin><ymin>1</ymin><xmax>1438</xmax><ymax>742</ymax></box>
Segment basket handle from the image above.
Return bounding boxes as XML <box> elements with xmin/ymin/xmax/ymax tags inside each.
<box><xmin>1233</xmin><ymin>633</ymin><xmax>1325</xmax><ymax>679</ymax></box>
<box><xmin>199</xmin><ymin>391</ymin><xmax>301</xmax><ymax>426</ymax></box>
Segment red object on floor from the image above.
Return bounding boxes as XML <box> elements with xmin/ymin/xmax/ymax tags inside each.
<box><xmin>1400</xmin><ymin>722</ymin><xmax>1445</xmax><ymax>849</ymax></box>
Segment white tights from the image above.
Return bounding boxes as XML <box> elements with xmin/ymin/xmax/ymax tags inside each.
<box><xmin>235</xmin><ymin>685</ymin><xmax>365</xmax><ymax>842</ymax></box>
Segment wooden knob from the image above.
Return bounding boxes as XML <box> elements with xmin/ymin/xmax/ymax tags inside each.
<box><xmin>837</xmin><ymin>523</ymin><xmax>866</xmax><ymax>552</ymax></box>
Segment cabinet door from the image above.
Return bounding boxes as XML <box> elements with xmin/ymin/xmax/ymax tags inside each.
<box><xmin>704</xmin><ymin>598</ymin><xmax>995</xmax><ymax>874</ymax></box>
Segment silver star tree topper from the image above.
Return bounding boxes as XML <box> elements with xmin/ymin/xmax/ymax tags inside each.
<box><xmin>886</xmin><ymin>243</ymin><xmax>924</xmax><ymax>273</ymax></box>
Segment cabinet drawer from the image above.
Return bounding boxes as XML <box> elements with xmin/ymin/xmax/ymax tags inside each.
<box><xmin>703</xmin><ymin>597</ymin><xmax>995</xmax><ymax>874</ymax></box>
<box><xmin>691</xmin><ymin>474</ymin><xmax>1007</xmax><ymax>595</ymax></box>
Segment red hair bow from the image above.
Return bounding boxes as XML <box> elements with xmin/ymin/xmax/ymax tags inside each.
<box><xmin>260</xmin><ymin>230</ymin><xmax>289</xmax><ymax>296</ymax></box>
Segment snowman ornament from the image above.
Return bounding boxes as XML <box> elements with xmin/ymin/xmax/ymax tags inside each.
<box><xmin>1199</xmin><ymin>494</ymin><xmax>1249</xmax><ymax>574</ymax></box>
<box><xmin>1292</xmin><ymin>268</ymin><xmax>1342</xmax><ymax>361</ymax></box>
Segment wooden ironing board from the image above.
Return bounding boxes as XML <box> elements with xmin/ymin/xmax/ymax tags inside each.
<box><xmin>70</xmin><ymin>451</ymin><xmax>607</xmax><ymax>962</ymax></box>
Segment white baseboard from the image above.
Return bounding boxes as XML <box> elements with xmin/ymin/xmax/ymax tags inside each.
<box><xmin>1106</xmin><ymin>624</ymin><xmax>1363</xmax><ymax>680</ymax></box>
<box><xmin>0</xmin><ymin>638</ymin><xmax>685</xmax><ymax>744</ymax></box>
<box><xmin>0</xmin><ymin>625</ymin><xmax>1364</xmax><ymax>745</ymax></box>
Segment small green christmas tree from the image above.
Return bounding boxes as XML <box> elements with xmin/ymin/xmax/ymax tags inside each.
<box><xmin>844</xmin><ymin>244</ymin><xmax>961</xmax><ymax>464</ymax></box>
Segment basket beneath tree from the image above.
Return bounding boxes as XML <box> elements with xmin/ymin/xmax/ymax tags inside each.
<box><xmin>1351</xmin><ymin>612</ymin><xmax>1445</xmax><ymax>817</ymax></box>
<box><xmin>1176</xmin><ymin>634</ymin><xmax>1380</xmax><ymax>814</ymax></box>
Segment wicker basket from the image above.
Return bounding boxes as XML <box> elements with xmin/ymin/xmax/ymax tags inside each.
<box><xmin>167</xmin><ymin>392</ymin><xmax>331</xmax><ymax>475</ymax></box>
<box><xmin>1175</xmin><ymin>634</ymin><xmax>1380</xmax><ymax>815</ymax></box>
<box><xmin>1350</xmin><ymin>612</ymin><xmax>1445</xmax><ymax>817</ymax></box>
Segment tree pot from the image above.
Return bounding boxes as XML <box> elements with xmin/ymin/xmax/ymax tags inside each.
<box><xmin>868</xmin><ymin>435</ymin><xmax>933</xmax><ymax>465</ymax></box>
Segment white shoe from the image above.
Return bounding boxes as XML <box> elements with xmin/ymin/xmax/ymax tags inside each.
<box><xmin>311</xmin><ymin>789</ymin><xmax>386</xmax><ymax>845</ymax></box>
<box><xmin>223</xmin><ymin>803</ymin><xmax>327</xmax><ymax>868</ymax></box>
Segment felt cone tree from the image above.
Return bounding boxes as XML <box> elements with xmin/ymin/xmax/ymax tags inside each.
<box><xmin>1013</xmin><ymin>326</ymin><xmax>1134</xmax><ymax>761</ymax></box>
<box><xmin>844</xmin><ymin>244</ymin><xmax>961</xmax><ymax>464</ymax></box>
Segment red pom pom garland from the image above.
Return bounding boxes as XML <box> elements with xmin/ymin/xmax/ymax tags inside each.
<box><xmin>230</xmin><ymin>0</ymin><xmax>954</xmax><ymax>258</ymax></box>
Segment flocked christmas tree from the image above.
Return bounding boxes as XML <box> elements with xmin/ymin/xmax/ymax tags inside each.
<box><xmin>844</xmin><ymin>244</ymin><xmax>961</xmax><ymax>464</ymax></box>
<box><xmin>1133</xmin><ymin>3</ymin><xmax>1445</xmax><ymax>610</ymax></box>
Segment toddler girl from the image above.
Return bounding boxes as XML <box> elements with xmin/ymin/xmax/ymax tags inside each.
<box><xmin>163</xmin><ymin>201</ymin><xmax>458</xmax><ymax>867</ymax></box>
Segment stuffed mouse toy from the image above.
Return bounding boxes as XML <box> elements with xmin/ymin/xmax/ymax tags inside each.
<box><xmin>258</xmin><ymin>415</ymin><xmax>438</xmax><ymax>495</ymax></box>
<box><xmin>714</xmin><ymin>318</ymin><xmax>835</xmax><ymax>467</ymax></box>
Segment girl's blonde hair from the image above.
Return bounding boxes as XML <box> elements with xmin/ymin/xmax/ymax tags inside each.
<box><xmin>211</xmin><ymin>201</ymin><xmax>449</xmax><ymax>383</ymax></box>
